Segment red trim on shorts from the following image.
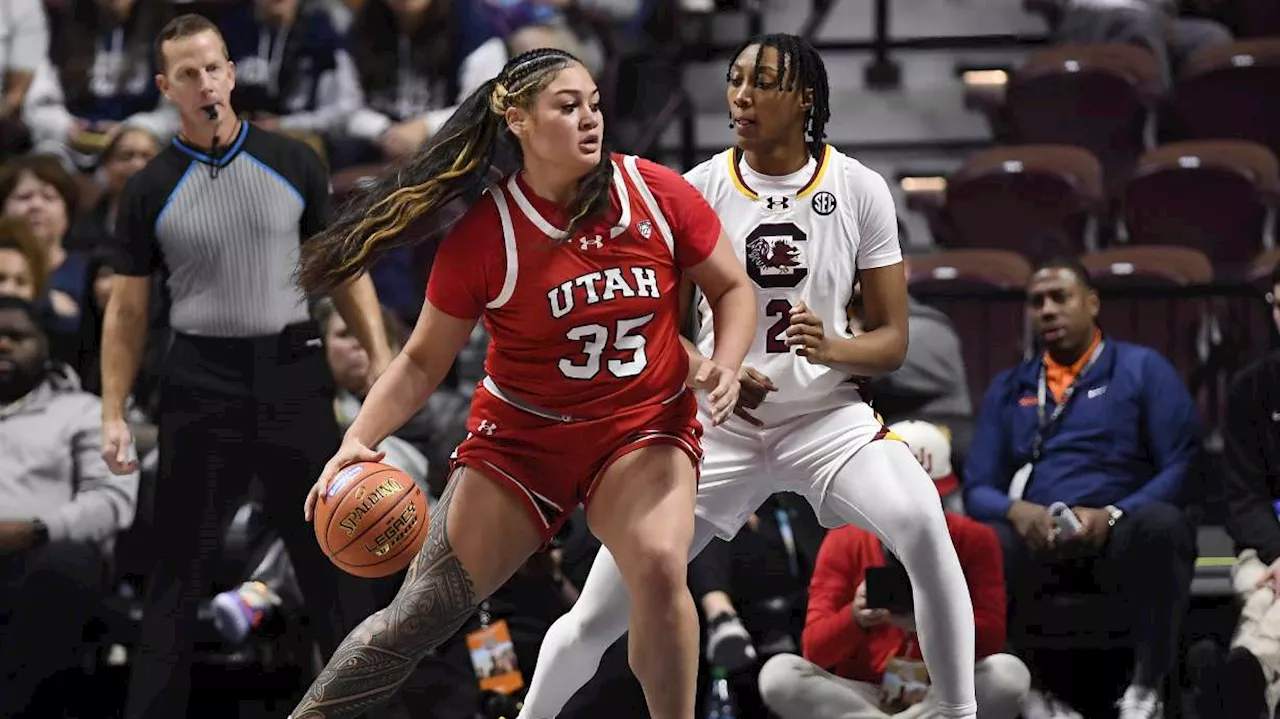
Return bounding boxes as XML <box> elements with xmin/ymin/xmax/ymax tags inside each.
<box><xmin>582</xmin><ymin>431</ymin><xmax>704</xmax><ymax>507</ymax></box>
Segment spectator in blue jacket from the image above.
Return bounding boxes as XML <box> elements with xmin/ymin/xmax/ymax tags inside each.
<box><xmin>214</xmin><ymin>0</ymin><xmax>360</xmax><ymax>144</ymax></box>
<box><xmin>963</xmin><ymin>256</ymin><xmax>1199</xmax><ymax>719</ymax></box>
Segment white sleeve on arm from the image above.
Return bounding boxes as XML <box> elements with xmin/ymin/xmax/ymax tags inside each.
<box><xmin>8</xmin><ymin>0</ymin><xmax>50</xmax><ymax>73</ymax></box>
<box><xmin>21</xmin><ymin>59</ymin><xmax>74</xmax><ymax>148</ymax></box>
<box><xmin>850</xmin><ymin>162</ymin><xmax>903</xmax><ymax>270</ymax></box>
<box><xmin>682</xmin><ymin>158</ymin><xmax>715</xmax><ymax>198</ymax></box>
<box><xmin>123</xmin><ymin>99</ymin><xmax>180</xmax><ymax>141</ymax></box>
<box><xmin>37</xmin><ymin>396</ymin><xmax>139</xmax><ymax>546</ymax></box>
<box><xmin>422</xmin><ymin>36</ymin><xmax>508</xmax><ymax>133</ymax></box>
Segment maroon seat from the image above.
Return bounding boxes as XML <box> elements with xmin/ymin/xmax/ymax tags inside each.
<box><xmin>1172</xmin><ymin>39</ymin><xmax>1280</xmax><ymax>159</ymax></box>
<box><xmin>942</xmin><ymin>145</ymin><xmax>1104</xmax><ymax>262</ymax></box>
<box><xmin>907</xmin><ymin>250</ymin><xmax>1033</xmax><ymax>412</ymax></box>
<box><xmin>1081</xmin><ymin>246</ymin><xmax>1213</xmax><ymax>388</ymax></box>
<box><xmin>1004</xmin><ymin>44</ymin><xmax>1163</xmax><ymax>191</ymax></box>
<box><xmin>1121</xmin><ymin>140</ymin><xmax>1280</xmax><ymax>273</ymax></box>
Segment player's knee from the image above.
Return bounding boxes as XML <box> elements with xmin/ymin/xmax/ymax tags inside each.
<box><xmin>976</xmin><ymin>653</ymin><xmax>1031</xmax><ymax>712</ymax></box>
<box><xmin>757</xmin><ymin>654</ymin><xmax>810</xmax><ymax>710</ymax></box>
<box><xmin>622</xmin><ymin>541</ymin><xmax>689</xmax><ymax>607</ymax></box>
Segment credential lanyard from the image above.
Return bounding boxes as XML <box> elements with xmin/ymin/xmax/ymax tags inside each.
<box><xmin>1032</xmin><ymin>340</ymin><xmax>1105</xmax><ymax>462</ymax></box>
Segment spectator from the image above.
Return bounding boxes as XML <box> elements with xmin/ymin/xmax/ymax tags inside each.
<box><xmin>24</xmin><ymin>0</ymin><xmax>177</xmax><ymax>159</ymax></box>
<box><xmin>337</xmin><ymin>0</ymin><xmax>506</xmax><ymax>164</ymax></box>
<box><xmin>0</xmin><ymin>154</ymin><xmax>92</xmax><ymax>346</ymax></box>
<box><xmin>66</xmin><ymin>126</ymin><xmax>160</xmax><ymax>251</ymax></box>
<box><xmin>963</xmin><ymin>256</ymin><xmax>1199</xmax><ymax>719</ymax></box>
<box><xmin>318</xmin><ymin>298</ymin><xmax>430</xmax><ymax>489</ymax></box>
<box><xmin>861</xmin><ymin>257</ymin><xmax>971</xmax><ymax>421</ymax></box>
<box><xmin>214</xmin><ymin>0</ymin><xmax>360</xmax><ymax>146</ymax></box>
<box><xmin>0</xmin><ymin>296</ymin><xmax>139</xmax><ymax>717</ymax></box>
<box><xmin>1049</xmin><ymin>0</ymin><xmax>1232</xmax><ymax>85</ymax></box>
<box><xmin>1199</xmin><ymin>262</ymin><xmax>1280</xmax><ymax>718</ymax></box>
<box><xmin>756</xmin><ymin>479</ymin><xmax>1028</xmax><ymax>719</ymax></box>
<box><xmin>0</xmin><ymin>216</ymin><xmax>46</xmax><ymax>301</ymax></box>
<box><xmin>480</xmin><ymin>0</ymin><xmax>590</xmax><ymax>73</ymax></box>
<box><xmin>891</xmin><ymin>419</ymin><xmax>965</xmax><ymax>514</ymax></box>
<box><xmin>0</xmin><ymin>0</ymin><xmax>50</xmax><ymax>159</ymax></box>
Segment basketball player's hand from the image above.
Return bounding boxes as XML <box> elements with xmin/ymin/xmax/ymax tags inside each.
<box><xmin>853</xmin><ymin>581</ymin><xmax>890</xmax><ymax>629</ymax></box>
<box><xmin>304</xmin><ymin>439</ymin><xmax>386</xmax><ymax>522</ymax></box>
<box><xmin>692</xmin><ymin>359</ymin><xmax>741</xmax><ymax>426</ymax></box>
<box><xmin>101</xmin><ymin>418</ymin><xmax>138</xmax><ymax>475</ymax></box>
<box><xmin>785</xmin><ymin>301</ymin><xmax>835</xmax><ymax>365</ymax></box>
<box><xmin>734</xmin><ymin>366</ymin><xmax>777</xmax><ymax>426</ymax></box>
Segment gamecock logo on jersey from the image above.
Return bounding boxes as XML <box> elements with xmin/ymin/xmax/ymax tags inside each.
<box><xmin>745</xmin><ymin>222</ymin><xmax>809</xmax><ymax>289</ymax></box>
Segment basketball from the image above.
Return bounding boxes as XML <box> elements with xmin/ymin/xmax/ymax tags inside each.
<box><xmin>313</xmin><ymin>462</ymin><xmax>429</xmax><ymax>578</ymax></box>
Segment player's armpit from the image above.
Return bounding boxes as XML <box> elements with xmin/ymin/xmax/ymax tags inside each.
<box><xmin>290</xmin><ymin>482</ymin><xmax>478</xmax><ymax>719</ymax></box>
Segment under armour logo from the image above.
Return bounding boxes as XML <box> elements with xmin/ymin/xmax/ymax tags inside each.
<box><xmin>579</xmin><ymin>234</ymin><xmax>604</xmax><ymax>251</ymax></box>
<box><xmin>764</xmin><ymin>196</ymin><xmax>791</xmax><ymax>211</ymax></box>
<box><xmin>478</xmin><ymin>420</ymin><xmax>498</xmax><ymax>435</ymax></box>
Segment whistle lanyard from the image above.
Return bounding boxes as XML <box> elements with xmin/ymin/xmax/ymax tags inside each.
<box><xmin>1032</xmin><ymin>341</ymin><xmax>1105</xmax><ymax>462</ymax></box>
<box><xmin>774</xmin><ymin>508</ymin><xmax>800</xmax><ymax>580</ymax></box>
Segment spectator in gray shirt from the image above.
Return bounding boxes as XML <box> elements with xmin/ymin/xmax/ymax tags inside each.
<box><xmin>0</xmin><ymin>296</ymin><xmax>138</xmax><ymax>717</ymax></box>
<box><xmin>0</xmin><ymin>0</ymin><xmax>49</xmax><ymax>157</ymax></box>
<box><xmin>859</xmin><ymin>257</ymin><xmax>972</xmax><ymax>421</ymax></box>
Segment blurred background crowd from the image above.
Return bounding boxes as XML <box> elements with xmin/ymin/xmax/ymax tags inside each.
<box><xmin>0</xmin><ymin>0</ymin><xmax>1279</xmax><ymax>717</ymax></box>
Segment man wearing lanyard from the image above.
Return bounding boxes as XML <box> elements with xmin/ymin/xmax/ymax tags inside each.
<box><xmin>963</xmin><ymin>257</ymin><xmax>1200</xmax><ymax>719</ymax></box>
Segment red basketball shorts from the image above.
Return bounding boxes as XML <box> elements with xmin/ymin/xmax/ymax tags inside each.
<box><xmin>450</xmin><ymin>380</ymin><xmax>703</xmax><ymax>543</ymax></box>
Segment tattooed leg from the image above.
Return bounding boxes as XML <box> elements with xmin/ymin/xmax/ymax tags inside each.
<box><xmin>289</xmin><ymin>478</ymin><xmax>484</xmax><ymax>719</ymax></box>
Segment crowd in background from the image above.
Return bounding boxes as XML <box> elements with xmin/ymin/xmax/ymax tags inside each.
<box><xmin>1</xmin><ymin>0</ymin><xmax>1279</xmax><ymax>718</ymax></box>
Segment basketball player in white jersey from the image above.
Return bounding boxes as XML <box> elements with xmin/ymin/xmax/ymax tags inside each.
<box><xmin>517</xmin><ymin>34</ymin><xmax>978</xmax><ymax>719</ymax></box>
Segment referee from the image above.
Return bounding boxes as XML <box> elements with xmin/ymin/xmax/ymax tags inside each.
<box><xmin>99</xmin><ymin>15</ymin><xmax>391</xmax><ymax>719</ymax></box>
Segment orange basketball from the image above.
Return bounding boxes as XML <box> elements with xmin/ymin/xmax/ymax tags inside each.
<box><xmin>313</xmin><ymin>462</ymin><xmax>429</xmax><ymax>578</ymax></box>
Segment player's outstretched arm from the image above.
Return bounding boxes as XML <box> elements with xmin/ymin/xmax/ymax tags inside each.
<box><xmin>291</xmin><ymin>481</ymin><xmax>476</xmax><ymax>719</ymax></box>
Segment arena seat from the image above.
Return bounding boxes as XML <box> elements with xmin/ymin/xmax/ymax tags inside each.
<box><xmin>1172</xmin><ymin>38</ymin><xmax>1280</xmax><ymax>159</ymax></box>
<box><xmin>1003</xmin><ymin>44</ymin><xmax>1163</xmax><ymax>191</ymax></box>
<box><xmin>1231</xmin><ymin>0</ymin><xmax>1280</xmax><ymax>37</ymax></box>
<box><xmin>907</xmin><ymin>249</ymin><xmax>1032</xmax><ymax>413</ymax></box>
<box><xmin>941</xmin><ymin>144</ymin><xmax>1104</xmax><ymax>261</ymax></box>
<box><xmin>1081</xmin><ymin>246</ymin><xmax>1215</xmax><ymax>397</ymax></box>
<box><xmin>1120</xmin><ymin>140</ymin><xmax>1280</xmax><ymax>274</ymax></box>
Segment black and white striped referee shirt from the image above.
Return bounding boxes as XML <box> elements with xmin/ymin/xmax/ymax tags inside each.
<box><xmin>113</xmin><ymin>122</ymin><xmax>330</xmax><ymax>337</ymax></box>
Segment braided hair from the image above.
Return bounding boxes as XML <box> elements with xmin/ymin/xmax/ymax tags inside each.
<box><xmin>297</xmin><ymin>48</ymin><xmax>614</xmax><ymax>295</ymax></box>
<box><xmin>727</xmin><ymin>33</ymin><xmax>831</xmax><ymax>157</ymax></box>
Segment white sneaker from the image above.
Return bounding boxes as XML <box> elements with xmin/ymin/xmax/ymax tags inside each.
<box><xmin>1023</xmin><ymin>689</ymin><xmax>1084</xmax><ymax>719</ymax></box>
<box><xmin>1117</xmin><ymin>685</ymin><xmax>1164</xmax><ymax>719</ymax></box>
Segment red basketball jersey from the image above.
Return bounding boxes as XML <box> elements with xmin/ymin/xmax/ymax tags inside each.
<box><xmin>427</xmin><ymin>153</ymin><xmax>722</xmax><ymax>417</ymax></box>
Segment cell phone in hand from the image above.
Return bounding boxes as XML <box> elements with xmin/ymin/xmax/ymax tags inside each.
<box><xmin>865</xmin><ymin>564</ymin><xmax>913</xmax><ymax>615</ymax></box>
<box><xmin>1049</xmin><ymin>501</ymin><xmax>1083</xmax><ymax>538</ymax></box>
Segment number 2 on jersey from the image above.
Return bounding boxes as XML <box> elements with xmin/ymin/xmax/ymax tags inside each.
<box><xmin>765</xmin><ymin>298</ymin><xmax>793</xmax><ymax>353</ymax></box>
<box><xmin>559</xmin><ymin>313</ymin><xmax>655</xmax><ymax>380</ymax></box>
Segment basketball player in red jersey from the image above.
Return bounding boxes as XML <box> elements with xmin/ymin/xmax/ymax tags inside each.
<box><xmin>287</xmin><ymin>48</ymin><xmax>757</xmax><ymax>719</ymax></box>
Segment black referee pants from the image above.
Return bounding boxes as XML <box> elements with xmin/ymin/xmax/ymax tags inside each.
<box><xmin>124</xmin><ymin>322</ymin><xmax>379</xmax><ymax>719</ymax></box>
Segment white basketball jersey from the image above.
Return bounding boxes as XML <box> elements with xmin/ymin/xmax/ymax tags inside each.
<box><xmin>686</xmin><ymin>145</ymin><xmax>903</xmax><ymax>418</ymax></box>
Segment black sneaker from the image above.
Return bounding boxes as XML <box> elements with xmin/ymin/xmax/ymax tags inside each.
<box><xmin>705</xmin><ymin>612</ymin><xmax>757</xmax><ymax>673</ymax></box>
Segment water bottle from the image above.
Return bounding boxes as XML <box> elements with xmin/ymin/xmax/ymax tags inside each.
<box><xmin>706</xmin><ymin>666</ymin><xmax>738</xmax><ymax>719</ymax></box>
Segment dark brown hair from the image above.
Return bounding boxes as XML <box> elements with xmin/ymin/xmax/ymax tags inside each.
<box><xmin>297</xmin><ymin>48</ymin><xmax>614</xmax><ymax>295</ymax></box>
<box><xmin>155</xmin><ymin>13</ymin><xmax>229</xmax><ymax>72</ymax></box>
<box><xmin>0</xmin><ymin>154</ymin><xmax>79</xmax><ymax>216</ymax></box>
<box><xmin>0</xmin><ymin>217</ymin><xmax>48</xmax><ymax>298</ymax></box>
